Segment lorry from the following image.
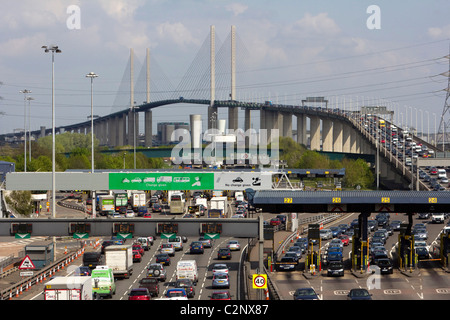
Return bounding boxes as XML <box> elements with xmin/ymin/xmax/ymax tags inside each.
<box><xmin>104</xmin><ymin>244</ymin><xmax>133</xmax><ymax>279</ymax></box>
<box><xmin>44</xmin><ymin>276</ymin><xmax>92</xmax><ymax>300</ymax></box>
<box><xmin>210</xmin><ymin>196</ymin><xmax>227</xmax><ymax>217</ymax></box>
<box><xmin>98</xmin><ymin>195</ymin><xmax>115</xmax><ymax>216</ymax></box>
<box><xmin>234</xmin><ymin>191</ymin><xmax>244</xmax><ymax>202</ymax></box>
<box><xmin>131</xmin><ymin>191</ymin><xmax>146</xmax><ymax>211</ymax></box>
<box><xmin>176</xmin><ymin>260</ymin><xmax>198</xmax><ymax>285</ymax></box>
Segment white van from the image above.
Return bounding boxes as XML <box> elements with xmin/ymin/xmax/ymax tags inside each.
<box><xmin>168</xmin><ymin>236</ymin><xmax>183</xmax><ymax>251</ymax></box>
<box><xmin>176</xmin><ymin>260</ymin><xmax>198</xmax><ymax>285</ymax></box>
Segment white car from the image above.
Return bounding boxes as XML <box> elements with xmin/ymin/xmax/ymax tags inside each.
<box><xmin>226</xmin><ymin>240</ymin><xmax>240</xmax><ymax>251</ymax></box>
<box><xmin>212</xmin><ymin>263</ymin><xmax>229</xmax><ymax>275</ymax></box>
<box><xmin>126</xmin><ymin>210</ymin><xmax>135</xmax><ymax>218</ymax></box>
<box><xmin>320</xmin><ymin>229</ymin><xmax>333</xmax><ymax>240</ymax></box>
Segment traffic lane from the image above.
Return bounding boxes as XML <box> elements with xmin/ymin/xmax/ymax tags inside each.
<box><xmin>114</xmin><ymin>236</ymin><xmax>244</xmax><ymax>300</ymax></box>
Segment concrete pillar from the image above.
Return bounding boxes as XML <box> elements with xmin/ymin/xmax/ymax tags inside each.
<box><xmin>333</xmin><ymin>121</ymin><xmax>343</xmax><ymax>152</ymax></box>
<box><xmin>118</xmin><ymin>115</ymin><xmax>125</xmax><ymax>146</ymax></box>
<box><xmin>310</xmin><ymin>116</ymin><xmax>321</xmax><ymax>151</ymax></box>
<box><xmin>322</xmin><ymin>119</ymin><xmax>333</xmax><ymax>152</ymax></box>
<box><xmin>228</xmin><ymin>25</ymin><xmax>238</xmax><ymax>131</ymax></box>
<box><xmin>282</xmin><ymin>113</ymin><xmax>292</xmax><ymax>138</ymax></box>
<box><xmin>228</xmin><ymin>107</ymin><xmax>238</xmax><ymax>130</ymax></box>
<box><xmin>40</xmin><ymin>126</ymin><xmax>46</xmax><ymax>138</ymax></box>
<box><xmin>208</xmin><ymin>25</ymin><xmax>217</xmax><ymax>130</ymax></box>
<box><xmin>350</xmin><ymin>129</ymin><xmax>357</xmax><ymax>153</ymax></box>
<box><xmin>297</xmin><ymin>114</ymin><xmax>307</xmax><ymax>145</ymax></box>
<box><xmin>145</xmin><ymin>110</ymin><xmax>152</xmax><ymax>147</ymax></box>
<box><xmin>245</xmin><ymin>109</ymin><xmax>251</xmax><ymax>131</ymax></box>
<box><xmin>343</xmin><ymin>124</ymin><xmax>351</xmax><ymax>153</ymax></box>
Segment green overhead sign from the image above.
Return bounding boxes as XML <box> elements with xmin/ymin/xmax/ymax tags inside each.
<box><xmin>108</xmin><ymin>172</ymin><xmax>214</xmax><ymax>190</ymax></box>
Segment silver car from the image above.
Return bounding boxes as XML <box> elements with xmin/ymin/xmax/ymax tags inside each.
<box><xmin>320</xmin><ymin>229</ymin><xmax>333</xmax><ymax>240</ymax></box>
<box><xmin>212</xmin><ymin>273</ymin><xmax>230</xmax><ymax>289</ymax></box>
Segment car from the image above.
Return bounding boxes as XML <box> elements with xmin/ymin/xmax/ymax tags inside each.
<box><xmin>139</xmin><ymin>277</ymin><xmax>159</xmax><ymax>297</ymax></box>
<box><xmin>132</xmin><ymin>243</ymin><xmax>144</xmax><ymax>256</ymax></box>
<box><xmin>320</xmin><ymin>229</ymin><xmax>333</xmax><ymax>240</ymax></box>
<box><xmin>160</xmin><ymin>243</ymin><xmax>175</xmax><ymax>256</ymax></box>
<box><xmin>210</xmin><ymin>290</ymin><xmax>232</xmax><ymax>300</ymax></box>
<box><xmin>212</xmin><ymin>263</ymin><xmax>229</xmax><ymax>275</ymax></box>
<box><xmin>293</xmin><ymin>287</ymin><xmax>319</xmax><ymax>300</ymax></box>
<box><xmin>198</xmin><ymin>237</ymin><xmax>213</xmax><ymax>248</ymax></box>
<box><xmin>330</xmin><ymin>226</ymin><xmax>342</xmax><ymax>237</ymax></box>
<box><xmin>347</xmin><ymin>288</ymin><xmax>372</xmax><ymax>300</ymax></box>
<box><xmin>227</xmin><ymin>240</ymin><xmax>241</xmax><ymax>251</ymax></box>
<box><xmin>152</xmin><ymin>203</ymin><xmax>162</xmax><ymax>212</ymax></box>
<box><xmin>416</xmin><ymin>247</ymin><xmax>430</xmax><ymax>260</ymax></box>
<box><xmin>217</xmin><ymin>248</ymin><xmax>232</xmax><ymax>260</ymax></box>
<box><xmin>190</xmin><ymin>241</ymin><xmax>204</xmax><ymax>254</ymax></box>
<box><xmin>73</xmin><ymin>266</ymin><xmax>91</xmax><ymax>276</ymax></box>
<box><xmin>371</xmin><ymin>251</ymin><xmax>389</xmax><ymax>264</ymax></box>
<box><xmin>276</xmin><ymin>256</ymin><xmax>298</xmax><ymax>271</ymax></box>
<box><xmin>329</xmin><ymin>238</ymin><xmax>344</xmax><ymax>248</ymax></box>
<box><xmin>212</xmin><ymin>273</ymin><xmax>230</xmax><ymax>289</ymax></box>
<box><xmin>126</xmin><ymin>209</ymin><xmax>135</xmax><ymax>218</ymax></box>
<box><xmin>155</xmin><ymin>253</ymin><xmax>171</xmax><ymax>266</ymax></box>
<box><xmin>327</xmin><ymin>261</ymin><xmax>344</xmax><ymax>277</ymax></box>
<box><xmin>326</xmin><ymin>251</ymin><xmax>343</xmax><ymax>264</ymax></box>
<box><xmin>390</xmin><ymin>220</ymin><xmax>402</xmax><ymax>231</ymax></box>
<box><xmin>175</xmin><ymin>279</ymin><xmax>195</xmax><ymax>298</ymax></box>
<box><xmin>132</xmin><ymin>250</ymin><xmax>142</xmax><ymax>262</ymax></box>
<box><xmin>270</xmin><ymin>218</ymin><xmax>281</xmax><ymax>226</ymax></box>
<box><xmin>128</xmin><ymin>288</ymin><xmax>151</xmax><ymax>300</ymax></box>
<box><xmin>418</xmin><ymin>212</ymin><xmax>430</xmax><ymax>219</ymax></box>
<box><xmin>164</xmin><ymin>288</ymin><xmax>188</xmax><ymax>300</ymax></box>
<box><xmin>287</xmin><ymin>246</ymin><xmax>302</xmax><ymax>260</ymax></box>
<box><xmin>143</xmin><ymin>212</ymin><xmax>152</xmax><ymax>218</ymax></box>
<box><xmin>413</xmin><ymin>228</ymin><xmax>428</xmax><ymax>240</ymax></box>
<box><xmin>338</xmin><ymin>234</ymin><xmax>350</xmax><ymax>246</ymax></box>
<box><xmin>374</xmin><ymin>258</ymin><xmax>393</xmax><ymax>274</ymax></box>
<box><xmin>146</xmin><ymin>263</ymin><xmax>167</xmax><ymax>282</ymax></box>
<box><xmin>167</xmin><ymin>236</ymin><xmax>183</xmax><ymax>251</ymax></box>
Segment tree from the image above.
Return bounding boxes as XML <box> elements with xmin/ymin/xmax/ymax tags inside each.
<box><xmin>5</xmin><ymin>191</ymin><xmax>34</xmax><ymax>217</ymax></box>
<box><xmin>342</xmin><ymin>158</ymin><xmax>374</xmax><ymax>189</ymax></box>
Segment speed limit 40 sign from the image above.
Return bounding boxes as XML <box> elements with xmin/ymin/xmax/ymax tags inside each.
<box><xmin>252</xmin><ymin>274</ymin><xmax>267</xmax><ymax>289</ymax></box>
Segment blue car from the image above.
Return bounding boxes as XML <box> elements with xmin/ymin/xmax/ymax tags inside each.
<box><xmin>293</xmin><ymin>287</ymin><xmax>319</xmax><ymax>300</ymax></box>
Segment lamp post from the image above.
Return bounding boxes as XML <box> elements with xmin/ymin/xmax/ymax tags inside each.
<box><xmin>19</xmin><ymin>89</ymin><xmax>31</xmax><ymax>172</ymax></box>
<box><xmin>42</xmin><ymin>45</ymin><xmax>61</xmax><ymax>220</ymax></box>
<box><xmin>27</xmin><ymin>97</ymin><xmax>34</xmax><ymax>162</ymax></box>
<box><xmin>86</xmin><ymin>72</ymin><xmax>98</xmax><ymax>218</ymax></box>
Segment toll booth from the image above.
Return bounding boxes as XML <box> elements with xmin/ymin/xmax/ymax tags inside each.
<box><xmin>351</xmin><ymin>212</ymin><xmax>370</xmax><ymax>272</ymax></box>
<box><xmin>305</xmin><ymin>224</ymin><xmax>321</xmax><ymax>273</ymax></box>
<box><xmin>440</xmin><ymin>230</ymin><xmax>450</xmax><ymax>270</ymax></box>
<box><xmin>24</xmin><ymin>240</ymin><xmax>54</xmax><ymax>269</ymax></box>
<box><xmin>398</xmin><ymin>220</ymin><xmax>416</xmax><ymax>270</ymax></box>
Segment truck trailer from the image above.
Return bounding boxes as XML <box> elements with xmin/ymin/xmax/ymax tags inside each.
<box><xmin>44</xmin><ymin>276</ymin><xmax>92</xmax><ymax>300</ymax></box>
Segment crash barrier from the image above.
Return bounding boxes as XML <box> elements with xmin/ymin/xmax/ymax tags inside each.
<box><xmin>0</xmin><ymin>245</ymin><xmax>87</xmax><ymax>300</ymax></box>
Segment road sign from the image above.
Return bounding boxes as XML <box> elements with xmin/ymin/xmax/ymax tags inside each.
<box><xmin>117</xmin><ymin>233</ymin><xmax>133</xmax><ymax>239</ymax></box>
<box><xmin>252</xmin><ymin>274</ymin><xmax>267</xmax><ymax>289</ymax></box>
<box><xmin>73</xmin><ymin>233</ymin><xmax>89</xmax><ymax>239</ymax></box>
<box><xmin>204</xmin><ymin>233</ymin><xmax>220</xmax><ymax>239</ymax></box>
<box><xmin>19</xmin><ymin>255</ymin><xmax>36</xmax><ymax>270</ymax></box>
<box><xmin>161</xmin><ymin>233</ymin><xmax>177</xmax><ymax>239</ymax></box>
<box><xmin>15</xmin><ymin>233</ymin><xmax>30</xmax><ymax>239</ymax></box>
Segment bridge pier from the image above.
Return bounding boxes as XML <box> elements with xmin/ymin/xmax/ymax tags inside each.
<box><xmin>282</xmin><ymin>113</ymin><xmax>292</xmax><ymax>139</ymax></box>
<box><xmin>297</xmin><ymin>114</ymin><xmax>307</xmax><ymax>146</ymax></box>
<box><xmin>333</xmin><ymin>121</ymin><xmax>343</xmax><ymax>152</ymax></box>
<box><xmin>309</xmin><ymin>116</ymin><xmax>320</xmax><ymax>151</ymax></box>
<box><xmin>322</xmin><ymin>119</ymin><xmax>333</xmax><ymax>152</ymax></box>
<box><xmin>145</xmin><ymin>110</ymin><xmax>152</xmax><ymax>147</ymax></box>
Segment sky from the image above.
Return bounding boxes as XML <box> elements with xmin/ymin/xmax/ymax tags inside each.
<box><xmin>0</xmin><ymin>0</ymin><xmax>449</xmax><ymax>136</ymax></box>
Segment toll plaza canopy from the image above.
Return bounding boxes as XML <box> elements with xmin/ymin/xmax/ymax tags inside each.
<box><xmin>253</xmin><ymin>190</ymin><xmax>450</xmax><ymax>214</ymax></box>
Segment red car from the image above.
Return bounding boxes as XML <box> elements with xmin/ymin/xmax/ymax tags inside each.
<box><xmin>128</xmin><ymin>288</ymin><xmax>151</xmax><ymax>300</ymax></box>
<box><xmin>133</xmin><ymin>250</ymin><xmax>142</xmax><ymax>262</ymax></box>
<box><xmin>143</xmin><ymin>212</ymin><xmax>152</xmax><ymax>218</ymax></box>
<box><xmin>133</xmin><ymin>243</ymin><xmax>144</xmax><ymax>255</ymax></box>
<box><xmin>338</xmin><ymin>235</ymin><xmax>350</xmax><ymax>246</ymax></box>
<box><xmin>210</xmin><ymin>290</ymin><xmax>232</xmax><ymax>300</ymax></box>
<box><xmin>270</xmin><ymin>218</ymin><xmax>281</xmax><ymax>226</ymax></box>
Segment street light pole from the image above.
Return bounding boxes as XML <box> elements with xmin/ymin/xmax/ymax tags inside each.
<box><xmin>42</xmin><ymin>45</ymin><xmax>61</xmax><ymax>220</ymax></box>
<box><xmin>20</xmin><ymin>89</ymin><xmax>31</xmax><ymax>172</ymax></box>
<box><xmin>86</xmin><ymin>72</ymin><xmax>98</xmax><ymax>218</ymax></box>
<box><xmin>27</xmin><ymin>97</ymin><xmax>34</xmax><ymax>162</ymax></box>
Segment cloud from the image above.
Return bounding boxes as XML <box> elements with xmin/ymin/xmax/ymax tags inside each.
<box><xmin>287</xmin><ymin>12</ymin><xmax>341</xmax><ymax>38</ymax></box>
<box><xmin>97</xmin><ymin>0</ymin><xmax>145</xmax><ymax>23</ymax></box>
<box><xmin>225</xmin><ymin>3</ymin><xmax>248</xmax><ymax>17</ymax></box>
<box><xmin>156</xmin><ymin>22</ymin><xmax>200</xmax><ymax>47</ymax></box>
<box><xmin>428</xmin><ymin>25</ymin><xmax>450</xmax><ymax>39</ymax></box>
